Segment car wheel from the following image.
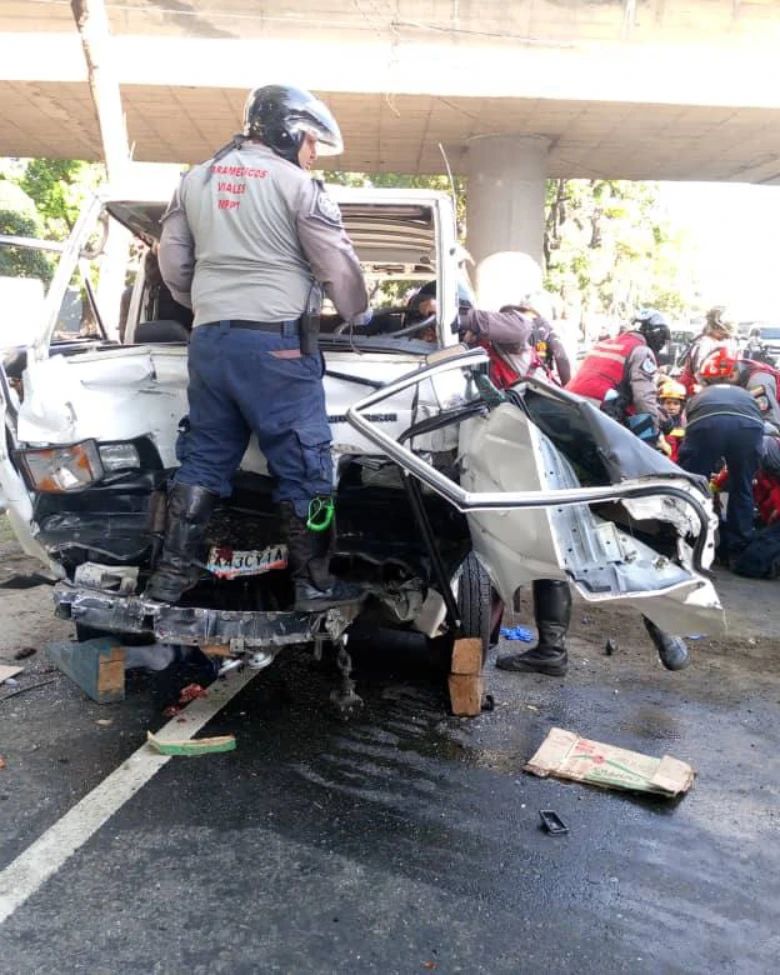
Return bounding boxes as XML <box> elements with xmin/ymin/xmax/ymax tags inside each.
<box><xmin>435</xmin><ymin>553</ymin><xmax>504</xmax><ymax>670</ymax></box>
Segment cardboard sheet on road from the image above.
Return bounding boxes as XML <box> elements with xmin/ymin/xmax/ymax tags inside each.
<box><xmin>524</xmin><ymin>727</ymin><xmax>694</xmax><ymax>797</ymax></box>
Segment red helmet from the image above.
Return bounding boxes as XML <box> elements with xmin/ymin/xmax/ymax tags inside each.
<box><xmin>699</xmin><ymin>347</ymin><xmax>737</xmax><ymax>380</ymax></box>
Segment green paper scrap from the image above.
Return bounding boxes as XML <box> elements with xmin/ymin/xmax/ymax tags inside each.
<box><xmin>146</xmin><ymin>730</ymin><xmax>236</xmax><ymax>757</ymax></box>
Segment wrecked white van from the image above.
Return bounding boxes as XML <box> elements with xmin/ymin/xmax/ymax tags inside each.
<box><xmin>0</xmin><ymin>183</ymin><xmax>724</xmax><ymax>691</ymax></box>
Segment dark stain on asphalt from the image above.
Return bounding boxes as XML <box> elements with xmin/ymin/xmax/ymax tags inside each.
<box><xmin>1</xmin><ymin>623</ymin><xmax>779</xmax><ymax>974</ymax></box>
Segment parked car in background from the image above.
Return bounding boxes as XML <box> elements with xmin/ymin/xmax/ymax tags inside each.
<box><xmin>743</xmin><ymin>324</ymin><xmax>780</xmax><ymax>365</ymax></box>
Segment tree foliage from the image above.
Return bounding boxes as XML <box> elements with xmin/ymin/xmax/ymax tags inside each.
<box><xmin>0</xmin><ymin>178</ymin><xmax>53</xmax><ymax>283</ymax></box>
<box><xmin>544</xmin><ymin>178</ymin><xmax>698</xmax><ymax>319</ymax></box>
<box><xmin>0</xmin><ymin>157</ymin><xmax>104</xmax><ymax>285</ymax></box>
<box><xmin>0</xmin><ymin>209</ymin><xmax>53</xmax><ymax>284</ymax></box>
<box><xmin>18</xmin><ymin>158</ymin><xmax>102</xmax><ymax>239</ymax></box>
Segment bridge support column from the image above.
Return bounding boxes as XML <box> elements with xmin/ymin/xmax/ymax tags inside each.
<box><xmin>466</xmin><ymin>134</ymin><xmax>549</xmax><ymax>309</ymax></box>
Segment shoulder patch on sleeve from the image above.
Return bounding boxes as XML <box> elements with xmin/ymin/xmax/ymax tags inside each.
<box><xmin>309</xmin><ymin>183</ymin><xmax>343</xmax><ymax>226</ymax></box>
<box><xmin>640</xmin><ymin>355</ymin><xmax>658</xmax><ymax>376</ymax></box>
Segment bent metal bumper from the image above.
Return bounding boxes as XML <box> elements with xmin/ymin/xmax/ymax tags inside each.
<box><xmin>53</xmin><ymin>583</ymin><xmax>360</xmax><ymax>649</ymax></box>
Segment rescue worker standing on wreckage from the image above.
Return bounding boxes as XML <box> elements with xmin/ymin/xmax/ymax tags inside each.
<box><xmin>146</xmin><ymin>85</ymin><xmax>369</xmax><ymax>611</ymax></box>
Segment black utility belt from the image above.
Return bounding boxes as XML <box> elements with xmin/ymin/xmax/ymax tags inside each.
<box><xmin>199</xmin><ymin>319</ymin><xmax>301</xmax><ymax>334</ymax></box>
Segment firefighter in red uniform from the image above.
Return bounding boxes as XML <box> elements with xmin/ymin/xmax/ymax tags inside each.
<box><xmin>566</xmin><ymin>308</ymin><xmax>671</xmax><ymax>445</ymax></box>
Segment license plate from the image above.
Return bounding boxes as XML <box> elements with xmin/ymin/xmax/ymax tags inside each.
<box><xmin>207</xmin><ymin>544</ymin><xmax>288</xmax><ymax>580</ymax></box>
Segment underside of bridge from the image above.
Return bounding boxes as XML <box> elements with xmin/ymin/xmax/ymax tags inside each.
<box><xmin>4</xmin><ymin>1</ymin><xmax>780</xmax><ymax>303</ymax></box>
<box><xmin>3</xmin><ymin>0</ymin><xmax>780</xmax><ymax>183</ymax></box>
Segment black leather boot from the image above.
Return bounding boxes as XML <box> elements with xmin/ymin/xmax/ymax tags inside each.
<box><xmin>145</xmin><ymin>483</ymin><xmax>218</xmax><ymax>603</ymax></box>
<box><xmin>496</xmin><ymin>580</ymin><xmax>571</xmax><ymax>676</ymax></box>
<box><xmin>280</xmin><ymin>502</ymin><xmax>364</xmax><ymax>612</ymax></box>
<box><xmin>642</xmin><ymin>615</ymin><xmax>690</xmax><ymax>671</ymax></box>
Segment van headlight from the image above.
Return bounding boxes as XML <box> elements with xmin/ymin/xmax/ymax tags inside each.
<box><xmin>98</xmin><ymin>442</ymin><xmax>141</xmax><ymax>472</ymax></box>
<box><xmin>19</xmin><ymin>440</ymin><xmax>104</xmax><ymax>493</ymax></box>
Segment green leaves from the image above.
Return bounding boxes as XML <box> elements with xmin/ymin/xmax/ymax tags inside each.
<box><xmin>544</xmin><ymin>178</ymin><xmax>697</xmax><ymax>319</ymax></box>
<box><xmin>0</xmin><ymin>209</ymin><xmax>53</xmax><ymax>285</ymax></box>
<box><xmin>16</xmin><ymin>158</ymin><xmax>103</xmax><ymax>240</ymax></box>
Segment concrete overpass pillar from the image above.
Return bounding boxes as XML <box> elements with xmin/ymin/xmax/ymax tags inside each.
<box><xmin>466</xmin><ymin>135</ymin><xmax>549</xmax><ymax>309</ymax></box>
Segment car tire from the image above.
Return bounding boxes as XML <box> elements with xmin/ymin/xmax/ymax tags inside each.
<box><xmin>457</xmin><ymin>552</ymin><xmax>494</xmax><ymax>662</ymax></box>
<box><xmin>435</xmin><ymin>553</ymin><xmax>504</xmax><ymax>670</ymax></box>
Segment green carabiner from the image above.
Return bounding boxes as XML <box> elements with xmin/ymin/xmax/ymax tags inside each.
<box><xmin>306</xmin><ymin>496</ymin><xmax>334</xmax><ymax>533</ymax></box>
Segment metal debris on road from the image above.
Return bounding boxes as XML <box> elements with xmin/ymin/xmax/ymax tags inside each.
<box><xmin>146</xmin><ymin>730</ymin><xmax>236</xmax><ymax>757</ymax></box>
<box><xmin>539</xmin><ymin>810</ymin><xmax>569</xmax><ymax>835</ymax></box>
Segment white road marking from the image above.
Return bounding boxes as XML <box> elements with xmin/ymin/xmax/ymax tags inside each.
<box><xmin>0</xmin><ymin>667</ymin><xmax>258</xmax><ymax>926</ymax></box>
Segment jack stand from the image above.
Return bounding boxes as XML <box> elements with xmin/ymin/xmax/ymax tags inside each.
<box><xmin>329</xmin><ymin>639</ymin><xmax>363</xmax><ymax>717</ymax></box>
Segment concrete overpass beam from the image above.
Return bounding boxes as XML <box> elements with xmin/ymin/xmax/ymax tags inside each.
<box><xmin>466</xmin><ymin>135</ymin><xmax>549</xmax><ymax>309</ymax></box>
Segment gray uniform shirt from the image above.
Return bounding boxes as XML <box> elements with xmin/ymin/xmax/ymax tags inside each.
<box><xmin>625</xmin><ymin>341</ymin><xmax>662</xmax><ymax>422</ymax></box>
<box><xmin>158</xmin><ymin>142</ymin><xmax>368</xmax><ymax>327</ymax></box>
<box><xmin>460</xmin><ymin>307</ymin><xmax>535</xmax><ymax>376</ymax></box>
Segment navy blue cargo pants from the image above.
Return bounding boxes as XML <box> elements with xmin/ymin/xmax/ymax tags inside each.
<box><xmin>678</xmin><ymin>414</ymin><xmax>763</xmax><ymax>555</ymax></box>
<box><xmin>174</xmin><ymin>321</ymin><xmax>332</xmax><ymax>518</ymax></box>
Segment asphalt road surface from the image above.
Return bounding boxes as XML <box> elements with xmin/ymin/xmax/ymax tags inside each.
<box><xmin>0</xmin><ymin>540</ymin><xmax>778</xmax><ymax>975</ymax></box>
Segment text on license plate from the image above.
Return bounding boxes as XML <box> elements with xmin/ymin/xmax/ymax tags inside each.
<box><xmin>207</xmin><ymin>545</ymin><xmax>288</xmax><ymax>579</ymax></box>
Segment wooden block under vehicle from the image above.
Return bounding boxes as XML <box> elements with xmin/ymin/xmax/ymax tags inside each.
<box><xmin>201</xmin><ymin>644</ymin><xmax>232</xmax><ymax>658</ymax></box>
<box><xmin>448</xmin><ymin>674</ymin><xmax>484</xmax><ymax>717</ymax></box>
<box><xmin>450</xmin><ymin>637</ymin><xmax>483</xmax><ymax>676</ymax></box>
<box><xmin>46</xmin><ymin>637</ymin><xmax>126</xmax><ymax>704</ymax></box>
